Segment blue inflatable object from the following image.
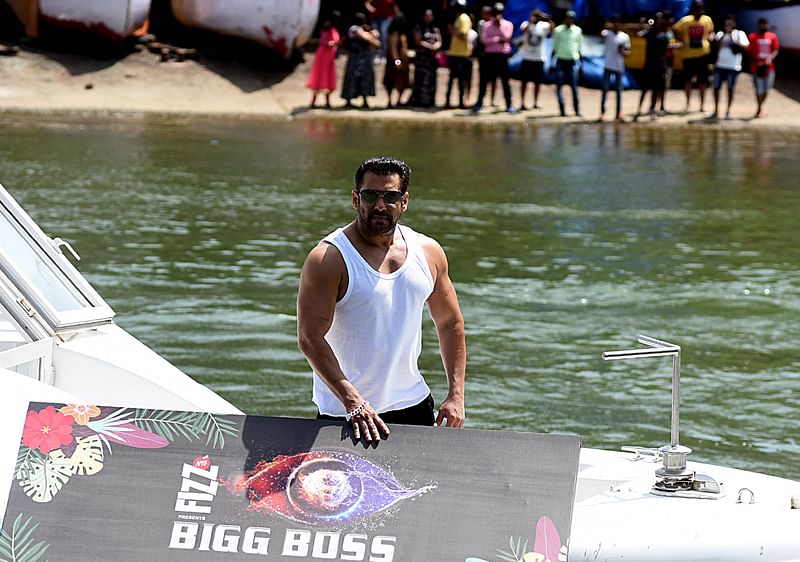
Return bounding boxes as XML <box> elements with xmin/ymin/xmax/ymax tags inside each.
<box><xmin>487</xmin><ymin>0</ymin><xmax>691</xmax><ymax>90</ymax></box>
<box><xmin>497</xmin><ymin>0</ymin><xmax>695</xmax><ymax>27</ymax></box>
<box><xmin>510</xmin><ymin>50</ymin><xmax>640</xmax><ymax>89</ymax></box>
<box><xmin>578</xmin><ymin>56</ymin><xmax>639</xmax><ymax>89</ymax></box>
<box><xmin>562</xmin><ymin>0</ymin><xmax>693</xmax><ymax>20</ymax></box>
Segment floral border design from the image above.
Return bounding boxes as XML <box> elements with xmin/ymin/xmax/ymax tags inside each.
<box><xmin>14</xmin><ymin>404</ymin><xmax>238</xmax><ymax>504</ymax></box>
<box><xmin>466</xmin><ymin>515</ymin><xmax>567</xmax><ymax>562</ymax></box>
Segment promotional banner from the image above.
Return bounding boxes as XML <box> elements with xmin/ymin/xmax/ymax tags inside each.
<box><xmin>1</xmin><ymin>402</ymin><xmax>580</xmax><ymax>562</ymax></box>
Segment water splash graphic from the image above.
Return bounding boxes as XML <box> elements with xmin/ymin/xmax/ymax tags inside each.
<box><xmin>234</xmin><ymin>451</ymin><xmax>435</xmax><ymax>525</ymax></box>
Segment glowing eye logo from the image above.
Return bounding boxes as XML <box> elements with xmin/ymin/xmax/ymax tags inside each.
<box><xmin>234</xmin><ymin>451</ymin><xmax>435</xmax><ymax>525</ymax></box>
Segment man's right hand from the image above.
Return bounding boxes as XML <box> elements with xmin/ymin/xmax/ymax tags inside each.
<box><xmin>349</xmin><ymin>402</ymin><xmax>390</xmax><ymax>441</ymax></box>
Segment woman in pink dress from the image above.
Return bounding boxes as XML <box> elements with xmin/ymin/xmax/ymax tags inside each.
<box><xmin>307</xmin><ymin>12</ymin><xmax>341</xmax><ymax>108</ymax></box>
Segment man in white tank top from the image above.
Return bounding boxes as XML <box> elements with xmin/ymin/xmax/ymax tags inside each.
<box><xmin>297</xmin><ymin>156</ymin><xmax>466</xmax><ymax>442</ymax></box>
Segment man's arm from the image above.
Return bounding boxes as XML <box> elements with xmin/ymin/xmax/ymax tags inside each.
<box><xmin>422</xmin><ymin>237</ymin><xmax>466</xmax><ymax>428</ymax></box>
<box><xmin>297</xmin><ymin>242</ymin><xmax>389</xmax><ymax>441</ymax></box>
<box><xmin>769</xmin><ymin>35</ymin><xmax>780</xmax><ymax>64</ymax></box>
<box><xmin>500</xmin><ymin>20</ymin><xmax>513</xmax><ymax>43</ymax></box>
<box><xmin>621</xmin><ymin>33</ymin><xmax>631</xmax><ymax>57</ymax></box>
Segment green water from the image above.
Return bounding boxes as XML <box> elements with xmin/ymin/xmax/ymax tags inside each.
<box><xmin>1</xmin><ymin>115</ymin><xmax>798</xmax><ymax>479</ymax></box>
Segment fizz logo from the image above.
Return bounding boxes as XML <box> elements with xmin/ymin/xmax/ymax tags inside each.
<box><xmin>175</xmin><ymin>455</ymin><xmax>219</xmax><ymax>517</ymax></box>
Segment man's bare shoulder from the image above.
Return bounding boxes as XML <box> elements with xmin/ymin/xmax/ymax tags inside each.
<box><xmin>415</xmin><ymin>231</ymin><xmax>446</xmax><ymax>257</ymax></box>
<box><xmin>302</xmin><ymin>241</ymin><xmax>346</xmax><ymax>280</ymax></box>
<box><xmin>413</xmin><ymin>230</ymin><xmax>449</xmax><ymax>282</ymax></box>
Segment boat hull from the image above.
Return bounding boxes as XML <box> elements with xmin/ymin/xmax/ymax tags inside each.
<box><xmin>39</xmin><ymin>0</ymin><xmax>152</xmax><ymax>42</ymax></box>
<box><xmin>170</xmin><ymin>0</ymin><xmax>320</xmax><ymax>57</ymax></box>
<box><xmin>571</xmin><ymin>448</ymin><xmax>800</xmax><ymax>561</ymax></box>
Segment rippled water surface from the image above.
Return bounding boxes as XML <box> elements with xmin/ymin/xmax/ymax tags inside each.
<box><xmin>1</xmin><ymin>115</ymin><xmax>798</xmax><ymax>479</ymax></box>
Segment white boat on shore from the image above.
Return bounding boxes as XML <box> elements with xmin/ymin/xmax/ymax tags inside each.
<box><xmin>6</xmin><ymin>0</ymin><xmax>152</xmax><ymax>42</ymax></box>
<box><xmin>1</xmin><ymin>182</ymin><xmax>799</xmax><ymax>560</ymax></box>
<box><xmin>169</xmin><ymin>0</ymin><xmax>320</xmax><ymax>58</ymax></box>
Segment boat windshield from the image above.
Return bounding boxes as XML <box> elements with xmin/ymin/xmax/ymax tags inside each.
<box><xmin>0</xmin><ymin>217</ymin><xmax>85</xmax><ymax>312</ymax></box>
<box><xmin>0</xmin><ymin>183</ymin><xmax>114</xmax><ymax>334</ymax></box>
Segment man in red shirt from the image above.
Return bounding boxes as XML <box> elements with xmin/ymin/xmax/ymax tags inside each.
<box><xmin>747</xmin><ymin>17</ymin><xmax>780</xmax><ymax>118</ymax></box>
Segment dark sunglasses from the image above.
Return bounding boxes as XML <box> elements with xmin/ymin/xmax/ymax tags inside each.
<box><xmin>357</xmin><ymin>189</ymin><xmax>404</xmax><ymax>205</ymax></box>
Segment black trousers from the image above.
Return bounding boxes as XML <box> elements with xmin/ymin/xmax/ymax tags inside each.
<box><xmin>475</xmin><ymin>53</ymin><xmax>512</xmax><ymax>109</ymax></box>
<box><xmin>317</xmin><ymin>394</ymin><xmax>435</xmax><ymax>426</ymax></box>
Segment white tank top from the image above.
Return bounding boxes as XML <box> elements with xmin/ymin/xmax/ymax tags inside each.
<box><xmin>313</xmin><ymin>224</ymin><xmax>434</xmax><ymax>416</ymax></box>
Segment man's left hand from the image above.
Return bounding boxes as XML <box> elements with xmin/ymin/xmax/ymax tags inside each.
<box><xmin>435</xmin><ymin>396</ymin><xmax>465</xmax><ymax>428</ymax></box>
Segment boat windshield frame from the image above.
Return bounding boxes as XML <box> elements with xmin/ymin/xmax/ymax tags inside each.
<box><xmin>0</xmin><ymin>183</ymin><xmax>114</xmax><ymax>333</ymax></box>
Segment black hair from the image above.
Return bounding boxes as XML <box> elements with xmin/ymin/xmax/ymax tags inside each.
<box><xmin>354</xmin><ymin>157</ymin><xmax>411</xmax><ymax>193</ymax></box>
<box><xmin>322</xmin><ymin>10</ymin><xmax>341</xmax><ymax>30</ymax></box>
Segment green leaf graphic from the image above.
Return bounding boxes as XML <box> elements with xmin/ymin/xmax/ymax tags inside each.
<box><xmin>129</xmin><ymin>409</ymin><xmax>201</xmax><ymax>442</ymax></box>
<box><xmin>14</xmin><ymin>447</ymin><xmax>44</xmax><ymax>482</ymax></box>
<box><xmin>16</xmin><ymin>451</ymin><xmax>72</xmax><ymax>503</ymax></box>
<box><xmin>0</xmin><ymin>513</ymin><xmax>49</xmax><ymax>562</ymax></box>
<box><xmin>496</xmin><ymin>536</ymin><xmax>528</xmax><ymax>562</ymax></box>
<box><xmin>193</xmin><ymin>413</ymin><xmax>238</xmax><ymax>449</ymax></box>
<box><xmin>50</xmin><ymin>436</ymin><xmax>104</xmax><ymax>476</ymax></box>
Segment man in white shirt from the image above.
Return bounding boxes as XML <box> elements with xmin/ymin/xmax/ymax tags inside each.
<box><xmin>711</xmin><ymin>15</ymin><xmax>749</xmax><ymax>119</ymax></box>
<box><xmin>518</xmin><ymin>9</ymin><xmax>554</xmax><ymax>110</ymax></box>
<box><xmin>599</xmin><ymin>15</ymin><xmax>631</xmax><ymax>122</ymax></box>
<box><xmin>297</xmin><ymin>157</ymin><xmax>467</xmax><ymax>442</ymax></box>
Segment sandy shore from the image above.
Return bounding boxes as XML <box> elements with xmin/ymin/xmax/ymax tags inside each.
<box><xmin>1</xmin><ymin>41</ymin><xmax>799</xmax><ymax>129</ymax></box>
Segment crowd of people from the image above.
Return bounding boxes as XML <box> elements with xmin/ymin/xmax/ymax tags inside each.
<box><xmin>305</xmin><ymin>0</ymin><xmax>782</xmax><ymax>121</ymax></box>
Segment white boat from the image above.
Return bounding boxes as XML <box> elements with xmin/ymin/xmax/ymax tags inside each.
<box><xmin>0</xmin><ymin>183</ymin><xmax>799</xmax><ymax>560</ymax></box>
<box><xmin>0</xmin><ymin>181</ymin><xmax>243</xmax><ymax>523</ymax></box>
<box><xmin>169</xmin><ymin>0</ymin><xmax>320</xmax><ymax>58</ymax></box>
<box><xmin>37</xmin><ymin>0</ymin><xmax>152</xmax><ymax>42</ymax></box>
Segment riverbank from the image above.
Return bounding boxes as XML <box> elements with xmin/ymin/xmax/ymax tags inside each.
<box><xmin>1</xmin><ymin>41</ymin><xmax>799</xmax><ymax>129</ymax></box>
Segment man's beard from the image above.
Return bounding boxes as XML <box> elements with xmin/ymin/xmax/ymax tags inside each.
<box><xmin>358</xmin><ymin>208</ymin><xmax>398</xmax><ymax>235</ymax></box>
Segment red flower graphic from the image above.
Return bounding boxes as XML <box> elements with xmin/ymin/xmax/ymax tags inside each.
<box><xmin>22</xmin><ymin>405</ymin><xmax>75</xmax><ymax>453</ymax></box>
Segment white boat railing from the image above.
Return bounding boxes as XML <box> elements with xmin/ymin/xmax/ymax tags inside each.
<box><xmin>0</xmin><ymin>338</ymin><xmax>55</xmax><ymax>384</ymax></box>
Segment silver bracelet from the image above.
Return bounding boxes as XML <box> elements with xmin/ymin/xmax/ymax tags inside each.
<box><xmin>345</xmin><ymin>400</ymin><xmax>369</xmax><ymax>422</ymax></box>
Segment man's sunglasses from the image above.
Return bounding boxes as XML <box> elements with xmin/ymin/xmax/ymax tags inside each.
<box><xmin>357</xmin><ymin>189</ymin><xmax>404</xmax><ymax>205</ymax></box>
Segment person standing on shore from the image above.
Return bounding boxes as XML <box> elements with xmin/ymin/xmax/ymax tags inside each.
<box><xmin>634</xmin><ymin>12</ymin><xmax>674</xmax><ymax>121</ymax></box>
<box><xmin>518</xmin><ymin>9</ymin><xmax>554</xmax><ymax>111</ymax></box>
<box><xmin>661</xmin><ymin>10</ymin><xmax>676</xmax><ymax>114</ymax></box>
<box><xmin>474</xmin><ymin>5</ymin><xmax>498</xmax><ymax>108</ymax></box>
<box><xmin>382</xmin><ymin>13</ymin><xmax>411</xmax><ymax>108</ymax></box>
<box><xmin>552</xmin><ymin>10</ymin><xmax>583</xmax><ymax>117</ymax></box>
<box><xmin>472</xmin><ymin>2</ymin><xmax>516</xmax><ymax>114</ymax></box>
<box><xmin>409</xmin><ymin>9</ymin><xmax>442</xmax><ymax>108</ymax></box>
<box><xmin>306</xmin><ymin>11</ymin><xmax>341</xmax><ymax>109</ymax></box>
<box><xmin>747</xmin><ymin>17</ymin><xmax>780</xmax><ymax>119</ymax></box>
<box><xmin>710</xmin><ymin>15</ymin><xmax>748</xmax><ymax>120</ymax></box>
<box><xmin>599</xmin><ymin>15</ymin><xmax>631</xmax><ymax>122</ymax></box>
<box><xmin>365</xmin><ymin>0</ymin><xmax>398</xmax><ymax>64</ymax></box>
<box><xmin>297</xmin><ymin>156</ymin><xmax>467</xmax><ymax>441</ymax></box>
<box><xmin>672</xmin><ymin>0</ymin><xmax>715</xmax><ymax>113</ymax></box>
<box><xmin>342</xmin><ymin>13</ymin><xmax>381</xmax><ymax>109</ymax></box>
<box><xmin>444</xmin><ymin>0</ymin><xmax>473</xmax><ymax>109</ymax></box>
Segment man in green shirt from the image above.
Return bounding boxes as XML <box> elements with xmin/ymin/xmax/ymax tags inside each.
<box><xmin>552</xmin><ymin>10</ymin><xmax>583</xmax><ymax>116</ymax></box>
